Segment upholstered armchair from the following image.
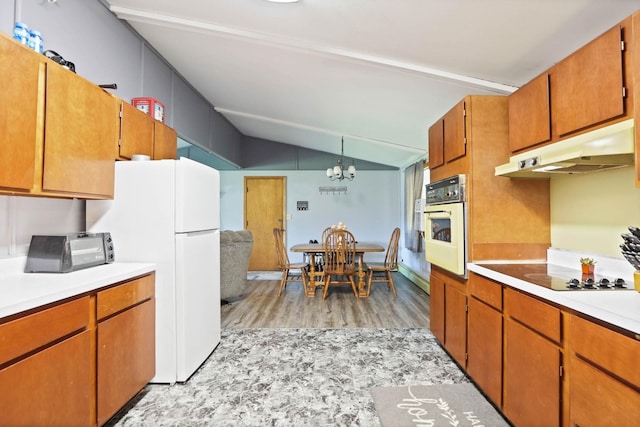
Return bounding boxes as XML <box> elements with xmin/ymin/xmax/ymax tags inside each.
<box><xmin>220</xmin><ymin>230</ymin><xmax>254</xmax><ymax>303</ymax></box>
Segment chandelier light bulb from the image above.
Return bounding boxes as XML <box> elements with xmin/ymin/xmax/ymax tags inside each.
<box><xmin>326</xmin><ymin>137</ymin><xmax>355</xmax><ymax>181</ymax></box>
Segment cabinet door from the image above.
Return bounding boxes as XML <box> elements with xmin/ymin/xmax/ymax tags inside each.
<box><xmin>44</xmin><ymin>63</ymin><xmax>119</xmax><ymax>198</ymax></box>
<box><xmin>154</xmin><ymin>121</ymin><xmax>177</xmax><ymax>160</ymax></box>
<box><xmin>120</xmin><ymin>101</ymin><xmax>154</xmax><ymax>159</ymax></box>
<box><xmin>444</xmin><ymin>284</ymin><xmax>467</xmax><ymax>367</ymax></box>
<box><xmin>443</xmin><ymin>100</ymin><xmax>466</xmax><ymax>163</ymax></box>
<box><xmin>551</xmin><ymin>26</ymin><xmax>624</xmax><ymax>136</ymax></box>
<box><xmin>508</xmin><ymin>73</ymin><xmax>551</xmax><ymax>152</ymax></box>
<box><xmin>467</xmin><ymin>297</ymin><xmax>502</xmax><ymax>406</ymax></box>
<box><xmin>569</xmin><ymin>356</ymin><xmax>640</xmax><ymax>427</ymax></box>
<box><xmin>0</xmin><ymin>330</ymin><xmax>93</xmax><ymax>427</ymax></box>
<box><xmin>97</xmin><ymin>299</ymin><xmax>155</xmax><ymax>426</ymax></box>
<box><xmin>429</xmin><ymin>273</ymin><xmax>445</xmax><ymax>344</ymax></box>
<box><xmin>504</xmin><ymin>318</ymin><xmax>561</xmax><ymax>427</ymax></box>
<box><xmin>0</xmin><ymin>36</ymin><xmax>42</xmax><ymax>191</ymax></box>
<box><xmin>428</xmin><ymin>119</ymin><xmax>444</xmax><ymax>169</ymax></box>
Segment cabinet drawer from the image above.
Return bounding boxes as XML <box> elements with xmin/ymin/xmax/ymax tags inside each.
<box><xmin>97</xmin><ymin>273</ymin><xmax>155</xmax><ymax>320</ymax></box>
<box><xmin>504</xmin><ymin>288</ymin><xmax>561</xmax><ymax>344</ymax></box>
<box><xmin>0</xmin><ymin>296</ymin><xmax>90</xmax><ymax>366</ymax></box>
<box><xmin>570</xmin><ymin>315</ymin><xmax>640</xmax><ymax>388</ymax></box>
<box><xmin>469</xmin><ymin>273</ymin><xmax>502</xmax><ymax>310</ymax></box>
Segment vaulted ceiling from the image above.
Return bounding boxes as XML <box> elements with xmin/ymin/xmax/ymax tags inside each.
<box><xmin>104</xmin><ymin>0</ymin><xmax>640</xmax><ymax>168</ymax></box>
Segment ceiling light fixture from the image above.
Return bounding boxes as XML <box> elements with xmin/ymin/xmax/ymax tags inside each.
<box><xmin>326</xmin><ymin>137</ymin><xmax>356</xmax><ymax>181</ymax></box>
<box><xmin>265</xmin><ymin>0</ymin><xmax>299</xmax><ymax>3</ymax></box>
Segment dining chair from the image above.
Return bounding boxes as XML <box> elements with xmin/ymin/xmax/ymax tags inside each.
<box><xmin>273</xmin><ymin>228</ymin><xmax>309</xmax><ymax>296</ymax></box>
<box><xmin>366</xmin><ymin>227</ymin><xmax>400</xmax><ymax>298</ymax></box>
<box><xmin>322</xmin><ymin>229</ymin><xmax>358</xmax><ymax>300</ymax></box>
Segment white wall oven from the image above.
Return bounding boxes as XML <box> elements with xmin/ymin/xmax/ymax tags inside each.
<box><xmin>424</xmin><ymin>175</ymin><xmax>467</xmax><ymax>277</ymax></box>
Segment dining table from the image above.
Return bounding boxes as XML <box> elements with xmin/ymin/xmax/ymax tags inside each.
<box><xmin>290</xmin><ymin>242</ymin><xmax>385</xmax><ymax>298</ymax></box>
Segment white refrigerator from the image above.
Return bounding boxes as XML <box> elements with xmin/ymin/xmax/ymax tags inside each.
<box><xmin>86</xmin><ymin>158</ymin><xmax>220</xmax><ymax>384</ymax></box>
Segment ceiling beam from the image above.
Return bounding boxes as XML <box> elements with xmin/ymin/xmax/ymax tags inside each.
<box><xmin>110</xmin><ymin>6</ymin><xmax>518</xmax><ymax>93</ymax></box>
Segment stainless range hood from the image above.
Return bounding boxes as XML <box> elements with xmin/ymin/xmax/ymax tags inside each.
<box><xmin>495</xmin><ymin>119</ymin><xmax>635</xmax><ymax>178</ymax></box>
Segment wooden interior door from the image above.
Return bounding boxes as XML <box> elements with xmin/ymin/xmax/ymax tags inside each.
<box><xmin>244</xmin><ymin>176</ymin><xmax>286</xmax><ymax>270</ymax></box>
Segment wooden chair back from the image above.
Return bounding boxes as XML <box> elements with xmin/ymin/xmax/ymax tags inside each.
<box><xmin>384</xmin><ymin>227</ymin><xmax>401</xmax><ymax>269</ymax></box>
<box><xmin>273</xmin><ymin>228</ymin><xmax>290</xmax><ymax>267</ymax></box>
<box><xmin>323</xmin><ymin>229</ymin><xmax>357</xmax><ymax>275</ymax></box>
<box><xmin>321</xmin><ymin>226</ymin><xmax>332</xmax><ymax>246</ymax></box>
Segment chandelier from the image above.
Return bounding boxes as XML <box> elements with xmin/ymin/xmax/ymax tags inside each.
<box><xmin>326</xmin><ymin>137</ymin><xmax>356</xmax><ymax>181</ymax></box>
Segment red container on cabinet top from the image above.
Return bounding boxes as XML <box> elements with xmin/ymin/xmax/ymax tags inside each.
<box><xmin>131</xmin><ymin>97</ymin><xmax>165</xmax><ymax>122</ymax></box>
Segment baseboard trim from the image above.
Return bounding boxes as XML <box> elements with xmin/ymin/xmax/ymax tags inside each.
<box><xmin>398</xmin><ymin>263</ymin><xmax>430</xmax><ymax>295</ymax></box>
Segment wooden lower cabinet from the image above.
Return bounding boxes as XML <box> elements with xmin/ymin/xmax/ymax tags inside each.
<box><xmin>0</xmin><ymin>273</ymin><xmax>155</xmax><ymax>427</ymax></box>
<box><xmin>467</xmin><ymin>296</ymin><xmax>502</xmax><ymax>406</ymax></box>
<box><xmin>429</xmin><ymin>268</ymin><xmax>467</xmax><ymax>368</ymax></box>
<box><xmin>504</xmin><ymin>317</ymin><xmax>562</xmax><ymax>427</ymax></box>
<box><xmin>97</xmin><ymin>273</ymin><xmax>156</xmax><ymax>425</ymax></box>
<box><xmin>429</xmin><ymin>273</ymin><xmax>445</xmax><ymax>344</ymax></box>
<box><xmin>98</xmin><ymin>299</ymin><xmax>155</xmax><ymax>425</ymax></box>
<box><xmin>449</xmin><ymin>273</ymin><xmax>640</xmax><ymax>427</ymax></box>
<box><xmin>445</xmin><ymin>284</ymin><xmax>467</xmax><ymax>366</ymax></box>
<box><xmin>0</xmin><ymin>330</ymin><xmax>93</xmax><ymax>427</ymax></box>
<box><xmin>569</xmin><ymin>356</ymin><xmax>640</xmax><ymax>427</ymax></box>
<box><xmin>504</xmin><ymin>288</ymin><xmax>562</xmax><ymax>426</ymax></box>
<box><xmin>568</xmin><ymin>314</ymin><xmax>640</xmax><ymax>427</ymax></box>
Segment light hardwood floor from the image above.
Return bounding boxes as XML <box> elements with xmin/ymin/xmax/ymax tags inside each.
<box><xmin>221</xmin><ymin>273</ymin><xmax>431</xmax><ymax>328</ymax></box>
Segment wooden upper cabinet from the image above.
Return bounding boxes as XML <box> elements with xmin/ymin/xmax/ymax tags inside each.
<box><xmin>43</xmin><ymin>63</ymin><xmax>120</xmax><ymax>198</ymax></box>
<box><xmin>154</xmin><ymin>121</ymin><xmax>177</xmax><ymax>160</ymax></box>
<box><xmin>119</xmin><ymin>101</ymin><xmax>154</xmax><ymax>160</ymax></box>
<box><xmin>443</xmin><ymin>100</ymin><xmax>466</xmax><ymax>163</ymax></box>
<box><xmin>551</xmin><ymin>25</ymin><xmax>625</xmax><ymax>137</ymax></box>
<box><xmin>428</xmin><ymin>99</ymin><xmax>466</xmax><ymax>170</ymax></box>
<box><xmin>508</xmin><ymin>73</ymin><xmax>551</xmax><ymax>152</ymax></box>
<box><xmin>0</xmin><ymin>36</ymin><xmax>43</xmax><ymax>191</ymax></box>
<box><xmin>428</xmin><ymin>119</ymin><xmax>444</xmax><ymax>169</ymax></box>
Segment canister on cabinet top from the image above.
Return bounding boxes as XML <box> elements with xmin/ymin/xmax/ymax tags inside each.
<box><xmin>29</xmin><ymin>30</ymin><xmax>44</xmax><ymax>54</ymax></box>
<box><xmin>12</xmin><ymin>22</ymin><xmax>29</xmax><ymax>45</ymax></box>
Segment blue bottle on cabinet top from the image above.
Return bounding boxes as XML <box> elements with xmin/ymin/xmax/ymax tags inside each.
<box><xmin>29</xmin><ymin>30</ymin><xmax>44</xmax><ymax>54</ymax></box>
<box><xmin>12</xmin><ymin>22</ymin><xmax>29</xmax><ymax>45</ymax></box>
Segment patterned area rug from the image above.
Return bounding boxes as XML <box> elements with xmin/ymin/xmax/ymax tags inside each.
<box><xmin>372</xmin><ymin>383</ymin><xmax>509</xmax><ymax>427</ymax></box>
<box><xmin>107</xmin><ymin>328</ymin><xmax>469</xmax><ymax>426</ymax></box>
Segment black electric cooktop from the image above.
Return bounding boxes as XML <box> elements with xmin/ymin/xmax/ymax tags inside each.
<box><xmin>478</xmin><ymin>263</ymin><xmax>632</xmax><ymax>291</ymax></box>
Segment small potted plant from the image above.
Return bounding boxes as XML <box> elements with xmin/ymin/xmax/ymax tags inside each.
<box><xmin>580</xmin><ymin>257</ymin><xmax>596</xmax><ymax>275</ymax></box>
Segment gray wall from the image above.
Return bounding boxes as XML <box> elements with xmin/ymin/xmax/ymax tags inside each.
<box><xmin>6</xmin><ymin>0</ymin><xmax>244</xmax><ymax>166</ymax></box>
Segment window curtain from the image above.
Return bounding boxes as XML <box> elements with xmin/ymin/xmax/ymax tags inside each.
<box><xmin>404</xmin><ymin>161</ymin><xmax>424</xmax><ymax>251</ymax></box>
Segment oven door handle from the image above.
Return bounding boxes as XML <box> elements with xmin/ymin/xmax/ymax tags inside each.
<box><xmin>425</xmin><ymin>209</ymin><xmax>452</xmax><ymax>216</ymax></box>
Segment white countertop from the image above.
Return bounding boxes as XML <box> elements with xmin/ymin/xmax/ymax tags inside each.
<box><xmin>0</xmin><ymin>257</ymin><xmax>155</xmax><ymax>319</ymax></box>
<box><xmin>468</xmin><ymin>263</ymin><xmax>640</xmax><ymax>335</ymax></box>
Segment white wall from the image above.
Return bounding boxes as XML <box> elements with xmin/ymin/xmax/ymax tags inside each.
<box><xmin>0</xmin><ymin>196</ymin><xmax>84</xmax><ymax>257</ymax></box>
<box><xmin>220</xmin><ymin>169</ymin><xmax>402</xmax><ymax>264</ymax></box>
